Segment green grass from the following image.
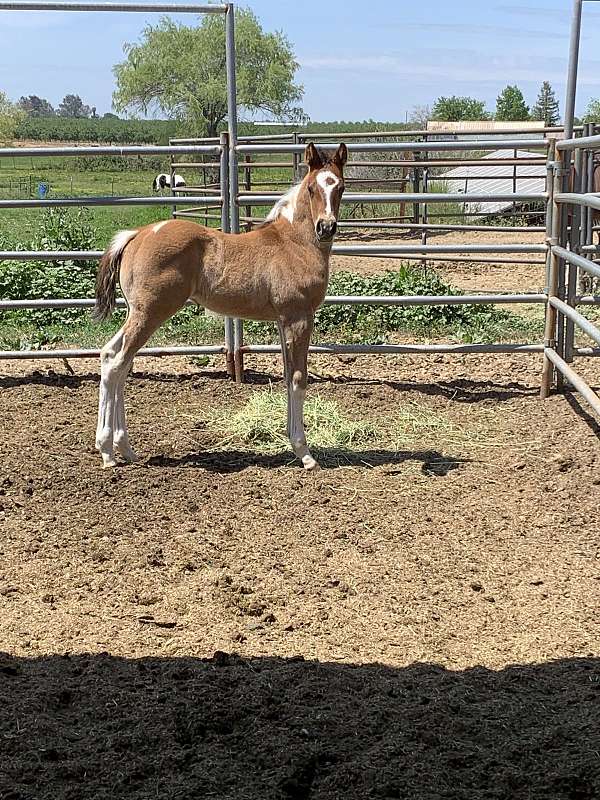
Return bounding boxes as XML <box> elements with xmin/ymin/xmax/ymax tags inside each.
<box><xmin>0</xmin><ymin>157</ymin><xmax>200</xmax><ymax>244</ymax></box>
<box><xmin>0</xmin><ymin>310</ymin><xmax>226</xmax><ymax>353</ymax></box>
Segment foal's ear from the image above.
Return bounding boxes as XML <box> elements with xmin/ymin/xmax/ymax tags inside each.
<box><xmin>333</xmin><ymin>143</ymin><xmax>348</xmax><ymax>169</ymax></box>
<box><xmin>305</xmin><ymin>142</ymin><xmax>324</xmax><ymax>171</ymax></box>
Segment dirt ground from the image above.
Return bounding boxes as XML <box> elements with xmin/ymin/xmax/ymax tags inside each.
<box><xmin>1</xmin><ymin>235</ymin><xmax>600</xmax><ymax>799</ymax></box>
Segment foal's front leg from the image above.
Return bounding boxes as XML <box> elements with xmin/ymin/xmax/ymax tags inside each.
<box><xmin>279</xmin><ymin>316</ymin><xmax>318</xmax><ymax>470</ymax></box>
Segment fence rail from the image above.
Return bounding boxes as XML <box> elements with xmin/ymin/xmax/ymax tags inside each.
<box><xmin>236</xmin><ymin>140</ymin><xmax>550</xmax><ymax>154</ymax></box>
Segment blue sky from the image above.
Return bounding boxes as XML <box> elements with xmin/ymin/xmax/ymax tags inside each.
<box><xmin>1</xmin><ymin>0</ymin><xmax>599</xmax><ymax>121</ymax></box>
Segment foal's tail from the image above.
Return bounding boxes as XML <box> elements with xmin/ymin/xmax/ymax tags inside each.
<box><xmin>93</xmin><ymin>229</ymin><xmax>138</xmax><ymax>322</ymax></box>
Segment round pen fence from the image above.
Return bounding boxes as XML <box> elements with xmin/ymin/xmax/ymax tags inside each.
<box><xmin>1</xmin><ymin>0</ymin><xmax>600</xmax><ymax>425</ymax></box>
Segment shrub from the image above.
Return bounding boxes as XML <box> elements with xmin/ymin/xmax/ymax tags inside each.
<box><xmin>316</xmin><ymin>267</ymin><xmax>494</xmax><ymax>337</ymax></box>
<box><xmin>0</xmin><ymin>208</ymin><xmax>98</xmax><ymax>324</ymax></box>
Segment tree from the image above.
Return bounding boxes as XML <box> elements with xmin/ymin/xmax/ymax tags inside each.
<box><xmin>495</xmin><ymin>85</ymin><xmax>529</xmax><ymax>121</ymax></box>
<box><xmin>430</xmin><ymin>96</ymin><xmax>489</xmax><ymax>122</ymax></box>
<box><xmin>17</xmin><ymin>95</ymin><xmax>55</xmax><ymax>117</ymax></box>
<box><xmin>0</xmin><ymin>91</ymin><xmax>25</xmax><ymax>143</ymax></box>
<box><xmin>112</xmin><ymin>8</ymin><xmax>304</xmax><ymax>137</ymax></box>
<box><xmin>58</xmin><ymin>94</ymin><xmax>92</xmax><ymax>118</ymax></box>
<box><xmin>531</xmin><ymin>82</ymin><xmax>560</xmax><ymax>126</ymax></box>
<box><xmin>409</xmin><ymin>105</ymin><xmax>431</xmax><ymax>127</ymax></box>
<box><xmin>584</xmin><ymin>98</ymin><xmax>600</xmax><ymax>122</ymax></box>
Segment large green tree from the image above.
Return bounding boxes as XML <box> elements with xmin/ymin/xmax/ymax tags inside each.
<box><xmin>430</xmin><ymin>96</ymin><xmax>489</xmax><ymax>122</ymax></box>
<box><xmin>58</xmin><ymin>94</ymin><xmax>92</xmax><ymax>118</ymax></box>
<box><xmin>531</xmin><ymin>81</ymin><xmax>560</xmax><ymax>126</ymax></box>
<box><xmin>0</xmin><ymin>91</ymin><xmax>25</xmax><ymax>143</ymax></box>
<box><xmin>112</xmin><ymin>8</ymin><xmax>305</xmax><ymax>137</ymax></box>
<box><xmin>18</xmin><ymin>95</ymin><xmax>55</xmax><ymax>117</ymax></box>
<box><xmin>495</xmin><ymin>85</ymin><xmax>529</xmax><ymax>121</ymax></box>
<box><xmin>584</xmin><ymin>98</ymin><xmax>600</xmax><ymax>122</ymax></box>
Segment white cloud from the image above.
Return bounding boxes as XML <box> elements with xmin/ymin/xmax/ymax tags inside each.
<box><xmin>299</xmin><ymin>49</ymin><xmax>600</xmax><ymax>88</ymax></box>
<box><xmin>397</xmin><ymin>22</ymin><xmax>566</xmax><ymax>40</ymax></box>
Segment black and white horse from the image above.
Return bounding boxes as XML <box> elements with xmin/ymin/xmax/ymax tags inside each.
<box><xmin>152</xmin><ymin>173</ymin><xmax>186</xmax><ymax>192</ymax></box>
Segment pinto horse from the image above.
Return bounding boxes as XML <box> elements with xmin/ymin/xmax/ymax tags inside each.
<box><xmin>94</xmin><ymin>142</ymin><xmax>348</xmax><ymax>470</ymax></box>
<box><xmin>152</xmin><ymin>173</ymin><xmax>186</xmax><ymax>192</ymax></box>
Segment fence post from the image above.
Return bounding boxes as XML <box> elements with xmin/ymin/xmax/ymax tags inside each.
<box><xmin>421</xmin><ymin>133</ymin><xmax>428</xmax><ymax>268</ymax></box>
<box><xmin>541</xmin><ymin>139</ymin><xmax>560</xmax><ymax>398</ymax></box>
<box><xmin>585</xmin><ymin>122</ymin><xmax>594</xmax><ymax>257</ymax></box>
<box><xmin>293</xmin><ymin>131</ymin><xmax>300</xmax><ymax>181</ymax></box>
<box><xmin>225</xmin><ymin>2</ymin><xmax>244</xmax><ymax>383</ymax></box>
<box><xmin>413</xmin><ymin>147</ymin><xmax>421</xmax><ymax>228</ymax></box>
<box><xmin>170</xmin><ymin>152</ymin><xmax>177</xmax><ymax>219</ymax></box>
<box><xmin>512</xmin><ymin>148</ymin><xmax>518</xmax><ymax>217</ymax></box>
<box><xmin>564</xmin><ymin>145</ymin><xmax>583</xmax><ymax>362</ymax></box>
<box><xmin>220</xmin><ymin>131</ymin><xmax>235</xmax><ymax>380</ymax></box>
<box><xmin>244</xmin><ymin>153</ymin><xmax>252</xmax><ymax>231</ymax></box>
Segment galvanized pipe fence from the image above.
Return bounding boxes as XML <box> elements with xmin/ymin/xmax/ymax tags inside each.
<box><xmin>1</xmin><ymin>1</ymin><xmax>600</xmax><ymax>425</ymax></box>
<box><xmin>172</xmin><ymin>127</ymin><xmax>553</xmax><ymax>234</ymax></box>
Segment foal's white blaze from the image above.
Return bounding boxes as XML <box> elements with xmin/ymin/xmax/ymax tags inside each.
<box><xmin>316</xmin><ymin>170</ymin><xmax>340</xmax><ymax>216</ymax></box>
<box><xmin>265</xmin><ymin>183</ymin><xmax>301</xmax><ymax>224</ymax></box>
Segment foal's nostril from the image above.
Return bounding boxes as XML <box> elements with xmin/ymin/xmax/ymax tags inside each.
<box><xmin>316</xmin><ymin>219</ymin><xmax>337</xmax><ymax>240</ymax></box>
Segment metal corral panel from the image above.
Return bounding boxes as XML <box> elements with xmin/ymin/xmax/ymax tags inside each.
<box><xmin>439</xmin><ymin>149</ymin><xmax>546</xmax><ymax>215</ymax></box>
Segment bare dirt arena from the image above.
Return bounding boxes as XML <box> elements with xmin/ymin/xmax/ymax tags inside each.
<box><xmin>1</xmin><ymin>238</ymin><xmax>600</xmax><ymax>799</ymax></box>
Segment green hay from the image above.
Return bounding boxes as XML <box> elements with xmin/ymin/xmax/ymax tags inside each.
<box><xmin>204</xmin><ymin>389</ymin><xmax>379</xmax><ymax>453</ymax></box>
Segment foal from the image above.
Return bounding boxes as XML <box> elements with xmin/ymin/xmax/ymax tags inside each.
<box><xmin>94</xmin><ymin>142</ymin><xmax>347</xmax><ymax>469</ymax></box>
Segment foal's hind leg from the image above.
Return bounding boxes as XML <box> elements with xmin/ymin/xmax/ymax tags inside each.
<box><xmin>279</xmin><ymin>315</ymin><xmax>318</xmax><ymax>470</ymax></box>
<box><xmin>112</xmin><ymin>352</ymin><xmax>137</xmax><ymax>462</ymax></box>
<box><xmin>96</xmin><ymin>326</ymin><xmax>127</xmax><ymax>467</ymax></box>
<box><xmin>96</xmin><ymin>306</ymin><xmax>179</xmax><ymax>467</ymax></box>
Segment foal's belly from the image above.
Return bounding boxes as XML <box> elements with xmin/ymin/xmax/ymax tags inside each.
<box><xmin>190</xmin><ymin>287</ymin><xmax>277</xmax><ymax>322</ymax></box>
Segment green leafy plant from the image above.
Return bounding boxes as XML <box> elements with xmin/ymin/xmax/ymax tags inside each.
<box><xmin>316</xmin><ymin>267</ymin><xmax>493</xmax><ymax>338</ymax></box>
<box><xmin>0</xmin><ymin>207</ymin><xmax>98</xmax><ymax>325</ymax></box>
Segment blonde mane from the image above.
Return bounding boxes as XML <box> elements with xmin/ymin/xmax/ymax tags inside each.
<box><xmin>264</xmin><ymin>183</ymin><xmax>302</xmax><ymax>224</ymax></box>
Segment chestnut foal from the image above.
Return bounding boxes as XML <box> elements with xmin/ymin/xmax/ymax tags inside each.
<box><xmin>94</xmin><ymin>142</ymin><xmax>347</xmax><ymax>469</ymax></box>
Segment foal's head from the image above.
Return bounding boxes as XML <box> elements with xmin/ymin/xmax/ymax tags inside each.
<box><xmin>304</xmin><ymin>142</ymin><xmax>347</xmax><ymax>244</ymax></box>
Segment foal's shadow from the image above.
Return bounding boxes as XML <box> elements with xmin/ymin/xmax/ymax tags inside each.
<box><xmin>146</xmin><ymin>448</ymin><xmax>470</xmax><ymax>475</ymax></box>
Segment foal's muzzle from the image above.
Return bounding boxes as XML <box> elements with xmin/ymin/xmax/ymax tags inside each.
<box><xmin>315</xmin><ymin>218</ymin><xmax>337</xmax><ymax>242</ymax></box>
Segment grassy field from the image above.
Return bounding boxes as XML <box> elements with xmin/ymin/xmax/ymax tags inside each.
<box><xmin>0</xmin><ymin>144</ymin><xmax>464</xmax><ymax>245</ymax></box>
<box><xmin>0</xmin><ymin>156</ymin><xmax>191</xmax><ymax>245</ymax></box>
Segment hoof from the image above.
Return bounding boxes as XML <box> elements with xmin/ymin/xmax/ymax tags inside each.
<box><xmin>302</xmin><ymin>455</ymin><xmax>320</xmax><ymax>471</ymax></box>
<box><xmin>101</xmin><ymin>456</ymin><xmax>118</xmax><ymax>469</ymax></box>
<box><xmin>117</xmin><ymin>446</ymin><xmax>138</xmax><ymax>463</ymax></box>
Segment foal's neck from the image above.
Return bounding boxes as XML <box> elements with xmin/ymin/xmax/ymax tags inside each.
<box><xmin>287</xmin><ymin>185</ymin><xmax>331</xmax><ymax>257</ymax></box>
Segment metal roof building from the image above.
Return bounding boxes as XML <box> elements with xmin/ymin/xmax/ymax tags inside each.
<box><xmin>440</xmin><ymin>149</ymin><xmax>547</xmax><ymax>215</ymax></box>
